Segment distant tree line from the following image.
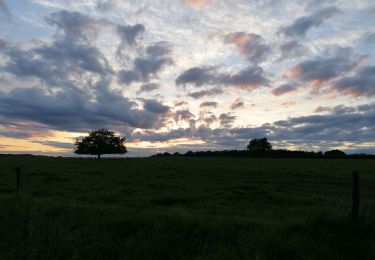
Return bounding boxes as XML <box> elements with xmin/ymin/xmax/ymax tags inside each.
<box><xmin>152</xmin><ymin>149</ymin><xmax>375</xmax><ymax>159</ymax></box>
<box><xmin>152</xmin><ymin>138</ymin><xmax>375</xmax><ymax>159</ymax></box>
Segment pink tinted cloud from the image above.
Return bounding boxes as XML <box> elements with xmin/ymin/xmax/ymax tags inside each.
<box><xmin>314</xmin><ymin>106</ymin><xmax>331</xmax><ymax>113</ymax></box>
<box><xmin>281</xmin><ymin>101</ymin><xmax>296</xmax><ymax>108</ymax></box>
<box><xmin>225</xmin><ymin>32</ymin><xmax>269</xmax><ymax>62</ymax></box>
<box><xmin>271</xmin><ymin>84</ymin><xmax>298</xmax><ymax>96</ymax></box>
<box><xmin>185</xmin><ymin>0</ymin><xmax>213</xmax><ymax>10</ymax></box>
<box><xmin>230</xmin><ymin>98</ymin><xmax>244</xmax><ymax>110</ymax></box>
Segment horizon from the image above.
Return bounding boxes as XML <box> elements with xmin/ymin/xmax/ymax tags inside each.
<box><xmin>0</xmin><ymin>0</ymin><xmax>374</xmax><ymax>156</ymax></box>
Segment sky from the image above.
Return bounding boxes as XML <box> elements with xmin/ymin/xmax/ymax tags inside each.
<box><xmin>0</xmin><ymin>0</ymin><xmax>374</xmax><ymax>156</ymax></box>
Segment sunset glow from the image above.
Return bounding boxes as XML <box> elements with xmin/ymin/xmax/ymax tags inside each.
<box><xmin>0</xmin><ymin>0</ymin><xmax>374</xmax><ymax>156</ymax></box>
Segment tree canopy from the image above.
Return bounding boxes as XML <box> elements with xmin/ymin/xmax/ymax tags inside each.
<box><xmin>74</xmin><ymin>129</ymin><xmax>127</xmax><ymax>160</ymax></box>
<box><xmin>247</xmin><ymin>138</ymin><xmax>272</xmax><ymax>152</ymax></box>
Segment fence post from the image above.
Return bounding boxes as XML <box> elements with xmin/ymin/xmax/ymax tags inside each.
<box><xmin>352</xmin><ymin>171</ymin><xmax>359</xmax><ymax>222</ymax></box>
<box><xmin>15</xmin><ymin>167</ymin><xmax>20</xmax><ymax>193</ymax></box>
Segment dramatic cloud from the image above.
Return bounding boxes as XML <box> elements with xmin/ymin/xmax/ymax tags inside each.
<box><xmin>285</xmin><ymin>48</ymin><xmax>357</xmax><ymax>85</ymax></box>
<box><xmin>279</xmin><ymin>7</ymin><xmax>340</xmax><ymax>37</ymax></box>
<box><xmin>143</xmin><ymin>99</ymin><xmax>170</xmax><ymax>114</ymax></box>
<box><xmin>226</xmin><ymin>66</ymin><xmax>269</xmax><ymax>90</ymax></box>
<box><xmin>271</xmin><ymin>103</ymin><xmax>375</xmax><ymax>144</ymax></box>
<box><xmin>332</xmin><ymin>66</ymin><xmax>375</xmax><ymax>97</ymax></box>
<box><xmin>45</xmin><ymin>10</ymin><xmax>111</xmax><ymax>40</ymax></box>
<box><xmin>176</xmin><ymin>67</ymin><xmax>218</xmax><ymax>87</ymax></box>
<box><xmin>176</xmin><ymin>66</ymin><xmax>269</xmax><ymax>90</ymax></box>
<box><xmin>131</xmin><ymin>103</ymin><xmax>375</xmax><ymax>152</ymax></box>
<box><xmin>0</xmin><ymin>1</ymin><xmax>374</xmax><ymax>154</ymax></box>
<box><xmin>4</xmin><ymin>37</ymin><xmax>112</xmax><ymax>89</ymax></box>
<box><xmin>225</xmin><ymin>32</ymin><xmax>270</xmax><ymax>63</ymax></box>
<box><xmin>118</xmin><ymin>42</ymin><xmax>172</xmax><ymax>85</ymax></box>
<box><xmin>0</xmin><ymin>82</ymin><xmax>170</xmax><ymax>131</ymax></box>
<box><xmin>0</xmin><ymin>10</ymin><xmax>172</xmax><ymax>133</ymax></box>
<box><xmin>271</xmin><ymin>83</ymin><xmax>298</xmax><ymax>96</ymax></box>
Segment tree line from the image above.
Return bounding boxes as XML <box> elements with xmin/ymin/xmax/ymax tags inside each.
<box><xmin>74</xmin><ymin>129</ymin><xmax>375</xmax><ymax>160</ymax></box>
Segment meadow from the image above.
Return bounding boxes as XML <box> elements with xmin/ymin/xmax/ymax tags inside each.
<box><xmin>0</xmin><ymin>156</ymin><xmax>374</xmax><ymax>259</ymax></box>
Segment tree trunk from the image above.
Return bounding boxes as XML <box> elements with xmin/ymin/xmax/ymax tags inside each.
<box><xmin>97</xmin><ymin>154</ymin><xmax>101</xmax><ymax>161</ymax></box>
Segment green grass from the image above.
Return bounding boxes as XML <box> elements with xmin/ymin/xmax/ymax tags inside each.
<box><xmin>0</xmin><ymin>156</ymin><xmax>374</xmax><ymax>259</ymax></box>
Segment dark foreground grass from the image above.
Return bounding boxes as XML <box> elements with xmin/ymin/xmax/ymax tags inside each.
<box><xmin>0</xmin><ymin>156</ymin><xmax>374</xmax><ymax>259</ymax></box>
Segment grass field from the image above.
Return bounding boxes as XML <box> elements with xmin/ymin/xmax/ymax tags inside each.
<box><xmin>0</xmin><ymin>156</ymin><xmax>374</xmax><ymax>259</ymax></box>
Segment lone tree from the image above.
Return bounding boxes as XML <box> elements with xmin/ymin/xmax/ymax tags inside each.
<box><xmin>247</xmin><ymin>138</ymin><xmax>272</xmax><ymax>152</ymax></box>
<box><xmin>74</xmin><ymin>129</ymin><xmax>127</xmax><ymax>161</ymax></box>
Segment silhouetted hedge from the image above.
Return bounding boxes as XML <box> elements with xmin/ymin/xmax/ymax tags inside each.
<box><xmin>152</xmin><ymin>149</ymin><xmax>375</xmax><ymax>159</ymax></box>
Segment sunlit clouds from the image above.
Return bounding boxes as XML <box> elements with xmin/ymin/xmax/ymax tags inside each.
<box><xmin>0</xmin><ymin>0</ymin><xmax>374</xmax><ymax>155</ymax></box>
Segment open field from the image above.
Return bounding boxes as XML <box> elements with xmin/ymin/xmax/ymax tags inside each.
<box><xmin>0</xmin><ymin>156</ymin><xmax>374</xmax><ymax>259</ymax></box>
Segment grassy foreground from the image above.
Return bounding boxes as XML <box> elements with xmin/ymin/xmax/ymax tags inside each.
<box><xmin>0</xmin><ymin>156</ymin><xmax>374</xmax><ymax>259</ymax></box>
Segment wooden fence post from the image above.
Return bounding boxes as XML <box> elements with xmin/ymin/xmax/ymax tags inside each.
<box><xmin>15</xmin><ymin>167</ymin><xmax>20</xmax><ymax>193</ymax></box>
<box><xmin>352</xmin><ymin>171</ymin><xmax>359</xmax><ymax>222</ymax></box>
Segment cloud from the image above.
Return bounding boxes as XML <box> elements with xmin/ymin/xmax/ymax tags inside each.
<box><xmin>175</xmin><ymin>67</ymin><xmax>217</xmax><ymax>87</ymax></box>
<box><xmin>279</xmin><ymin>40</ymin><xmax>310</xmax><ymax>60</ymax></box>
<box><xmin>279</xmin><ymin>6</ymin><xmax>340</xmax><ymax>37</ymax></box>
<box><xmin>45</xmin><ymin>10</ymin><xmax>111</xmax><ymax>40</ymax></box>
<box><xmin>173</xmin><ymin>109</ymin><xmax>195</xmax><ymax>123</ymax></box>
<box><xmin>360</xmin><ymin>32</ymin><xmax>375</xmax><ymax>45</ymax></box>
<box><xmin>230</xmin><ymin>99</ymin><xmax>244</xmax><ymax>110</ymax></box>
<box><xmin>130</xmin><ymin>103</ymin><xmax>375</xmax><ymax>152</ymax></box>
<box><xmin>225</xmin><ymin>32</ymin><xmax>270</xmax><ymax>63</ymax></box>
<box><xmin>4</xmin><ymin>38</ymin><xmax>112</xmax><ymax>88</ymax></box>
<box><xmin>116</xmin><ymin>23</ymin><xmax>145</xmax><ymax>46</ymax></box>
<box><xmin>118</xmin><ymin>42</ymin><xmax>172</xmax><ymax>85</ymax></box>
<box><xmin>285</xmin><ymin>48</ymin><xmax>357</xmax><ymax>85</ymax></box>
<box><xmin>332</xmin><ymin>66</ymin><xmax>375</xmax><ymax>97</ymax></box>
<box><xmin>200</xmin><ymin>113</ymin><xmax>217</xmax><ymax>126</ymax></box>
<box><xmin>281</xmin><ymin>101</ymin><xmax>296</xmax><ymax>108</ymax></box>
<box><xmin>0</xmin><ymin>0</ymin><xmax>10</xmax><ymax>20</ymax></box>
<box><xmin>175</xmin><ymin>101</ymin><xmax>189</xmax><ymax>107</ymax></box>
<box><xmin>0</xmin><ymin>36</ymin><xmax>5</xmax><ymax>47</ymax></box>
<box><xmin>2</xmin><ymin>10</ymin><xmax>115</xmax><ymax>90</ymax></box>
<box><xmin>0</xmin><ymin>83</ymin><xmax>169</xmax><ymax>131</ymax></box>
<box><xmin>219</xmin><ymin>113</ymin><xmax>236</xmax><ymax>127</ymax></box>
<box><xmin>0</xmin><ymin>10</ymin><xmax>171</xmax><ymax>132</ymax></box>
<box><xmin>137</xmin><ymin>83</ymin><xmax>160</xmax><ymax>94</ymax></box>
<box><xmin>96</xmin><ymin>0</ymin><xmax>118</xmax><ymax>11</ymax></box>
<box><xmin>270</xmin><ymin>103</ymin><xmax>375</xmax><ymax>144</ymax></box>
<box><xmin>271</xmin><ymin>83</ymin><xmax>298</xmax><ymax>96</ymax></box>
<box><xmin>226</xmin><ymin>66</ymin><xmax>269</xmax><ymax>90</ymax></box>
<box><xmin>188</xmin><ymin>88</ymin><xmax>223</xmax><ymax>99</ymax></box>
<box><xmin>200</xmin><ymin>101</ymin><xmax>218</xmax><ymax>108</ymax></box>
<box><xmin>185</xmin><ymin>0</ymin><xmax>213</xmax><ymax>10</ymax></box>
<box><xmin>176</xmin><ymin>66</ymin><xmax>269</xmax><ymax>90</ymax></box>
<box><xmin>143</xmin><ymin>99</ymin><xmax>170</xmax><ymax>114</ymax></box>
<box><xmin>33</xmin><ymin>141</ymin><xmax>73</xmax><ymax>149</ymax></box>
<box><xmin>314</xmin><ymin>105</ymin><xmax>356</xmax><ymax>114</ymax></box>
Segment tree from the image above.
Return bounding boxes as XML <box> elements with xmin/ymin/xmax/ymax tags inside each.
<box><xmin>247</xmin><ymin>138</ymin><xmax>272</xmax><ymax>152</ymax></box>
<box><xmin>74</xmin><ymin>129</ymin><xmax>127</xmax><ymax>161</ymax></box>
<box><xmin>324</xmin><ymin>149</ymin><xmax>346</xmax><ymax>157</ymax></box>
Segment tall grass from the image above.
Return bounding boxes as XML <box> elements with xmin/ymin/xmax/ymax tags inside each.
<box><xmin>0</xmin><ymin>156</ymin><xmax>374</xmax><ymax>259</ymax></box>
